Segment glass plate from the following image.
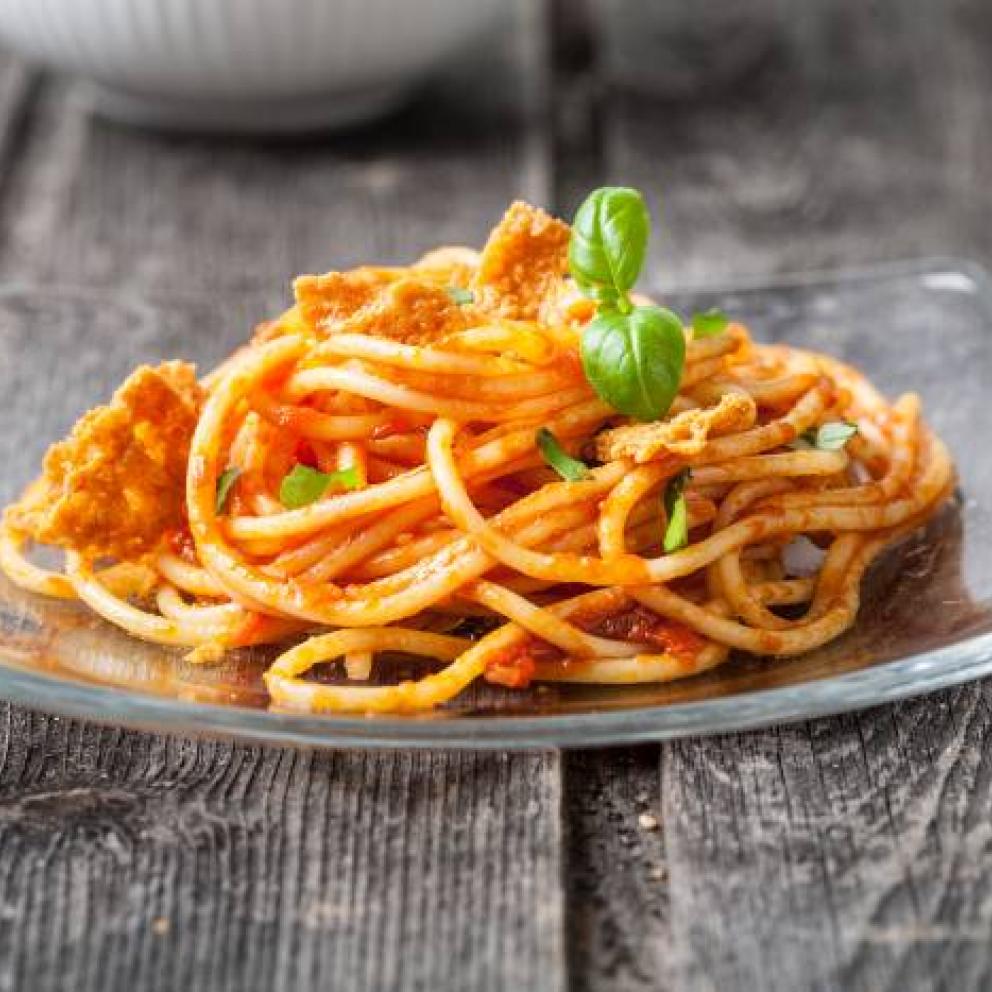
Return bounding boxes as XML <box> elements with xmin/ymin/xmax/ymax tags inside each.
<box><xmin>1</xmin><ymin>261</ymin><xmax>990</xmax><ymax>749</ymax></box>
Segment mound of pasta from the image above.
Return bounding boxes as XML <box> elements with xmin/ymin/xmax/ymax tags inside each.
<box><xmin>0</xmin><ymin>190</ymin><xmax>954</xmax><ymax>715</ymax></box>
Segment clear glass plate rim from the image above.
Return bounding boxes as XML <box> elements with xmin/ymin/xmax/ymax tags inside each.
<box><xmin>2</xmin><ymin>256</ymin><xmax>990</xmax><ymax>750</ymax></box>
<box><xmin>3</xmin><ymin>629</ymin><xmax>992</xmax><ymax>749</ymax></box>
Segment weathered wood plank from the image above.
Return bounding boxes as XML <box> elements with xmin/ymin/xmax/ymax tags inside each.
<box><xmin>662</xmin><ymin>689</ymin><xmax>992</xmax><ymax>992</ymax></box>
<box><xmin>0</xmin><ymin>710</ymin><xmax>564</xmax><ymax>992</ymax></box>
<box><xmin>0</xmin><ymin>53</ymin><xmax>35</xmax><ymax>188</ymax></box>
<box><xmin>563</xmin><ymin>747</ymin><xmax>669</xmax><ymax>992</ymax></box>
<box><xmin>580</xmin><ymin>1</ymin><xmax>992</xmax><ymax>989</ymax></box>
<box><xmin>0</xmin><ymin>4</ymin><xmax>567</xmax><ymax>991</ymax></box>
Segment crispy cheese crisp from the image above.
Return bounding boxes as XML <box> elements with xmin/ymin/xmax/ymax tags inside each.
<box><xmin>336</xmin><ymin>278</ymin><xmax>472</xmax><ymax>345</ymax></box>
<box><xmin>292</xmin><ymin>268</ymin><xmax>472</xmax><ymax>346</ymax></box>
<box><xmin>473</xmin><ymin>201</ymin><xmax>570</xmax><ymax>320</ymax></box>
<box><xmin>413</xmin><ymin>246</ymin><xmax>480</xmax><ymax>289</ymax></box>
<box><xmin>293</xmin><ymin>267</ymin><xmax>396</xmax><ymax>333</ymax></box>
<box><xmin>5</xmin><ymin>362</ymin><xmax>202</xmax><ymax>560</ymax></box>
<box><xmin>595</xmin><ymin>392</ymin><xmax>757</xmax><ymax>464</ymax></box>
<box><xmin>284</xmin><ymin>201</ymin><xmax>567</xmax><ymax>340</ymax></box>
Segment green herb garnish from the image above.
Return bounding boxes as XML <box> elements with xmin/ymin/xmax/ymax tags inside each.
<box><xmin>691</xmin><ymin>309</ymin><xmax>730</xmax><ymax>338</ymax></box>
<box><xmin>215</xmin><ymin>467</ymin><xmax>242</xmax><ymax>514</ymax></box>
<box><xmin>279</xmin><ymin>464</ymin><xmax>360</xmax><ymax>509</ymax></box>
<box><xmin>446</xmin><ymin>286</ymin><xmax>474</xmax><ymax>306</ymax></box>
<box><xmin>582</xmin><ymin>306</ymin><xmax>685</xmax><ymax>423</ymax></box>
<box><xmin>536</xmin><ymin>427</ymin><xmax>589</xmax><ymax>482</ymax></box>
<box><xmin>793</xmin><ymin>421</ymin><xmax>859</xmax><ymax>452</ymax></box>
<box><xmin>662</xmin><ymin>468</ymin><xmax>692</xmax><ymax>553</ymax></box>
<box><xmin>569</xmin><ymin>187</ymin><xmax>649</xmax><ymax>310</ymax></box>
<box><xmin>813</xmin><ymin>421</ymin><xmax>859</xmax><ymax>450</ymax></box>
<box><xmin>569</xmin><ymin>187</ymin><xmax>686</xmax><ymax>421</ymax></box>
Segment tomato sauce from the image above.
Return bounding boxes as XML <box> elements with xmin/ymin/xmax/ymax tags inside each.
<box><xmin>293</xmin><ymin>439</ymin><xmax>318</xmax><ymax>468</ymax></box>
<box><xmin>485</xmin><ymin>653</ymin><xmax>538</xmax><ymax>689</ymax></box>
<box><xmin>165</xmin><ymin>527</ymin><xmax>197</xmax><ymax>563</ymax></box>
<box><xmin>584</xmin><ymin>605</ymin><xmax>705</xmax><ymax>662</ymax></box>
<box><xmin>482</xmin><ymin>603</ymin><xmax>705</xmax><ymax>688</ymax></box>
<box><xmin>371</xmin><ymin>416</ymin><xmax>413</xmax><ymax>440</ymax></box>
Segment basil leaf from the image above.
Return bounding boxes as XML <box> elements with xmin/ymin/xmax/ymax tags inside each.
<box><xmin>279</xmin><ymin>464</ymin><xmax>360</xmax><ymax>509</ymax></box>
<box><xmin>569</xmin><ymin>187</ymin><xmax>649</xmax><ymax>306</ymax></box>
<box><xmin>215</xmin><ymin>467</ymin><xmax>242</xmax><ymax>514</ymax></box>
<box><xmin>813</xmin><ymin>421</ymin><xmax>858</xmax><ymax>451</ymax></box>
<box><xmin>536</xmin><ymin>427</ymin><xmax>588</xmax><ymax>481</ymax></box>
<box><xmin>581</xmin><ymin>304</ymin><xmax>685</xmax><ymax>421</ymax></box>
<box><xmin>791</xmin><ymin>421</ymin><xmax>858</xmax><ymax>452</ymax></box>
<box><xmin>662</xmin><ymin>468</ymin><xmax>692</xmax><ymax>553</ymax></box>
<box><xmin>691</xmin><ymin>308</ymin><xmax>729</xmax><ymax>337</ymax></box>
<box><xmin>446</xmin><ymin>286</ymin><xmax>474</xmax><ymax>306</ymax></box>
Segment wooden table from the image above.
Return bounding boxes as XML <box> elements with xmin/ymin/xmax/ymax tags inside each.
<box><xmin>1</xmin><ymin>2</ymin><xmax>991</xmax><ymax>989</ymax></box>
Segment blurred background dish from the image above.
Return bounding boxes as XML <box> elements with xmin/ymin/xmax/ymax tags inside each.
<box><xmin>0</xmin><ymin>0</ymin><xmax>502</xmax><ymax>133</ymax></box>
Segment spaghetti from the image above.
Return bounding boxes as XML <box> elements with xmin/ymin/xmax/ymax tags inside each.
<box><xmin>0</xmin><ymin>196</ymin><xmax>954</xmax><ymax>715</ymax></box>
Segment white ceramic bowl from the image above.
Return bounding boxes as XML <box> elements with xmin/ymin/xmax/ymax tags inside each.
<box><xmin>0</xmin><ymin>0</ymin><xmax>502</xmax><ymax>132</ymax></box>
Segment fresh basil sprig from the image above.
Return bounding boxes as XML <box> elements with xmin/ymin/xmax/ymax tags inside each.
<box><xmin>570</xmin><ymin>187</ymin><xmax>685</xmax><ymax>421</ymax></box>
<box><xmin>536</xmin><ymin>427</ymin><xmax>589</xmax><ymax>482</ymax></box>
<box><xmin>279</xmin><ymin>464</ymin><xmax>360</xmax><ymax>509</ymax></box>
<box><xmin>662</xmin><ymin>468</ymin><xmax>692</xmax><ymax>553</ymax></box>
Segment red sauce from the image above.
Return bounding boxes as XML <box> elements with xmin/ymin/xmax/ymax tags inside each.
<box><xmin>583</xmin><ymin>604</ymin><xmax>705</xmax><ymax>662</ymax></box>
<box><xmin>371</xmin><ymin>416</ymin><xmax>412</xmax><ymax>440</ymax></box>
<box><xmin>293</xmin><ymin>439</ymin><xmax>318</xmax><ymax>468</ymax></box>
<box><xmin>165</xmin><ymin>527</ymin><xmax>197</xmax><ymax>563</ymax></box>
<box><xmin>485</xmin><ymin>653</ymin><xmax>538</xmax><ymax>689</ymax></box>
<box><xmin>258</xmin><ymin>364</ymin><xmax>295</xmax><ymax>394</ymax></box>
<box><xmin>231</xmin><ymin>612</ymin><xmax>265</xmax><ymax>646</ymax></box>
<box><xmin>484</xmin><ymin>639</ymin><xmax>557</xmax><ymax>688</ymax></box>
<box><xmin>483</xmin><ymin>605</ymin><xmax>706</xmax><ymax>689</ymax></box>
<box><xmin>649</xmin><ymin>623</ymin><xmax>706</xmax><ymax>662</ymax></box>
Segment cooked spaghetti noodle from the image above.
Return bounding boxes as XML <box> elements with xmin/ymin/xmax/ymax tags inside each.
<box><xmin>0</xmin><ymin>199</ymin><xmax>954</xmax><ymax>714</ymax></box>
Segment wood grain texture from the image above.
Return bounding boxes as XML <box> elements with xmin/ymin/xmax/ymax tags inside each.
<box><xmin>563</xmin><ymin>747</ymin><xmax>668</xmax><ymax>992</ymax></box>
<box><xmin>579</xmin><ymin>1</ymin><xmax>992</xmax><ymax>989</ymax></box>
<box><xmin>663</xmin><ymin>689</ymin><xmax>992</xmax><ymax>992</ymax></box>
<box><xmin>0</xmin><ymin>708</ymin><xmax>564</xmax><ymax>992</ymax></box>
<box><xmin>0</xmin><ymin>3</ymin><xmax>568</xmax><ymax>990</ymax></box>
<box><xmin>0</xmin><ymin>56</ymin><xmax>35</xmax><ymax>188</ymax></box>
